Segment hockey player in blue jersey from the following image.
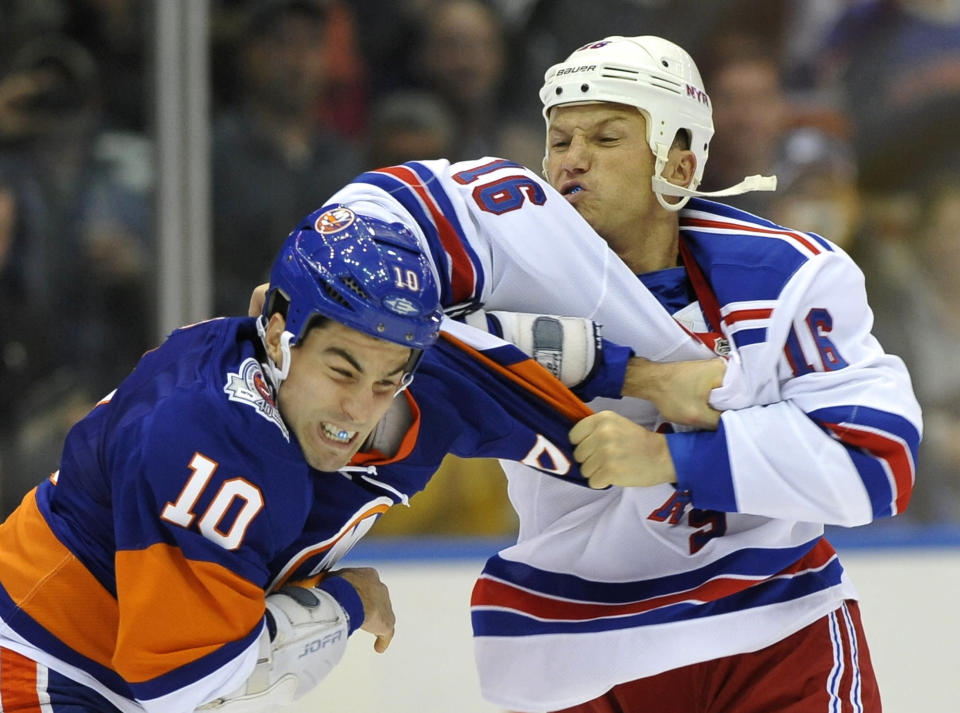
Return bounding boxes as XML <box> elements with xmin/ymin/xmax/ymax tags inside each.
<box><xmin>0</xmin><ymin>206</ymin><xmax>448</xmax><ymax>712</ymax></box>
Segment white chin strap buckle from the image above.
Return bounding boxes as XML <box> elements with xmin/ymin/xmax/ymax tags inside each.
<box><xmin>394</xmin><ymin>372</ymin><xmax>415</xmax><ymax>397</ymax></box>
<box><xmin>652</xmin><ymin>173</ymin><xmax>778</xmax><ymax>211</ymax></box>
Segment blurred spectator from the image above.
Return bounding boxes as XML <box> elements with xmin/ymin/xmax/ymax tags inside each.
<box><xmin>61</xmin><ymin>0</ymin><xmax>150</xmax><ymax>133</ymax></box>
<box><xmin>819</xmin><ymin>0</ymin><xmax>960</xmax><ymax>192</ymax></box>
<box><xmin>0</xmin><ymin>35</ymin><xmax>151</xmax><ymax>387</ymax></box>
<box><xmin>365</xmin><ymin>89</ymin><xmax>456</xmax><ymax>167</ymax></box>
<box><xmin>211</xmin><ymin>0</ymin><xmax>363</xmax><ymax>316</ymax></box>
<box><xmin>214</xmin><ymin>0</ymin><xmax>369</xmax><ymax>139</ymax></box>
<box><xmin>333</xmin><ymin>0</ymin><xmax>432</xmax><ymax>98</ymax></box>
<box><xmin>413</xmin><ymin>0</ymin><xmax>504</xmax><ymax>156</ymax></box>
<box><xmin>845</xmin><ymin>175</ymin><xmax>960</xmax><ymax>523</ymax></box>
<box><xmin>777</xmin><ymin>0</ymin><xmax>857</xmax><ymax>89</ymax></box>
<box><xmin>767</xmin><ymin>127</ymin><xmax>862</xmax><ymax>250</ymax></box>
<box><xmin>0</xmin><ymin>1</ymin><xmax>149</xmax><ymax>132</ymax></box>
<box><xmin>693</xmin><ymin>0</ymin><xmax>855</xmax><ymax>89</ymax></box>
<box><xmin>0</xmin><ymin>1</ymin><xmax>68</xmax><ymax>62</ymax></box>
<box><xmin>697</xmin><ymin>34</ymin><xmax>790</xmax><ymax>216</ymax></box>
<box><xmin>0</xmin><ymin>34</ymin><xmax>153</xmax><ymax>514</ymax></box>
<box><xmin>317</xmin><ymin>1</ymin><xmax>370</xmax><ymax>138</ymax></box>
<box><xmin>409</xmin><ymin>0</ymin><xmax>542</xmax><ymax>167</ymax></box>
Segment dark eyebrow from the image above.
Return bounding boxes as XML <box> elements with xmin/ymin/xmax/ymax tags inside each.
<box><xmin>324</xmin><ymin>347</ymin><xmax>408</xmax><ymax>377</ymax></box>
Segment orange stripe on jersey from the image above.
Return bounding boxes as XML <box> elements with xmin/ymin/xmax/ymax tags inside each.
<box><xmin>271</xmin><ymin>501</ymin><xmax>392</xmax><ymax>591</ymax></box>
<box><xmin>0</xmin><ymin>648</ymin><xmax>43</xmax><ymax>712</ymax></box>
<box><xmin>350</xmin><ymin>389</ymin><xmax>422</xmax><ymax>466</ymax></box>
<box><xmin>0</xmin><ymin>489</ymin><xmax>119</xmax><ymax>669</ymax></box>
<box><xmin>113</xmin><ymin>543</ymin><xmax>263</xmax><ymax>683</ymax></box>
<box><xmin>439</xmin><ymin>332</ymin><xmax>593</xmax><ymax>423</ymax></box>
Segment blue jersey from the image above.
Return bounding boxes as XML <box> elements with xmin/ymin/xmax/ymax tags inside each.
<box><xmin>0</xmin><ymin>314</ymin><xmax>594</xmax><ymax>712</ymax></box>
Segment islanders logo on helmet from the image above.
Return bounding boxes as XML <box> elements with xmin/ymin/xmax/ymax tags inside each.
<box><xmin>265</xmin><ymin>204</ymin><xmax>443</xmax><ymax>352</ymax></box>
<box><xmin>315</xmin><ymin>206</ymin><xmax>356</xmax><ymax>234</ymax></box>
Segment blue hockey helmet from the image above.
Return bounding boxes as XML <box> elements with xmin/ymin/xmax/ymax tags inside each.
<box><xmin>264</xmin><ymin>205</ymin><xmax>443</xmax><ymax>353</ymax></box>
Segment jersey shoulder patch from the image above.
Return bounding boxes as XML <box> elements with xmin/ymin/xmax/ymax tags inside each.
<box><xmin>223</xmin><ymin>357</ymin><xmax>288</xmax><ymax>440</ymax></box>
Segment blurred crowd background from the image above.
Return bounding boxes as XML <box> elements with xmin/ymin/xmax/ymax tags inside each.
<box><xmin>0</xmin><ymin>0</ymin><xmax>958</xmax><ymax>535</ymax></box>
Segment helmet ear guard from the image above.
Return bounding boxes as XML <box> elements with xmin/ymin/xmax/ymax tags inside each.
<box><xmin>540</xmin><ymin>35</ymin><xmax>775</xmax><ymax>210</ymax></box>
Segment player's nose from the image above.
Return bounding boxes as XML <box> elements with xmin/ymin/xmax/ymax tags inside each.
<box><xmin>338</xmin><ymin>385</ymin><xmax>378</xmax><ymax>424</ymax></box>
<box><xmin>561</xmin><ymin>135</ymin><xmax>590</xmax><ymax>172</ymax></box>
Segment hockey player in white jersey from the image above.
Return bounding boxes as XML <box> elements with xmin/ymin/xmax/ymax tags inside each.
<box><xmin>314</xmin><ymin>35</ymin><xmax>921</xmax><ymax>713</ymax></box>
<box><xmin>491</xmin><ymin>36</ymin><xmax>921</xmax><ymax>713</ymax></box>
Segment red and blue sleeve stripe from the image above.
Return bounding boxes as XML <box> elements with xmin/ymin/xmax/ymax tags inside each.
<box><xmin>810</xmin><ymin>405</ymin><xmax>919</xmax><ymax>517</ymax></box>
<box><xmin>354</xmin><ymin>162</ymin><xmax>484</xmax><ymax>307</ymax></box>
<box><xmin>405</xmin><ymin>161</ymin><xmax>485</xmax><ymax>303</ymax></box>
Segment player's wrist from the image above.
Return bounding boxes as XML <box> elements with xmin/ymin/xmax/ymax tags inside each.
<box><xmin>622</xmin><ymin>356</ymin><xmax>664</xmax><ymax>400</ymax></box>
<box><xmin>316</xmin><ymin>576</ymin><xmax>365</xmax><ymax>635</ymax></box>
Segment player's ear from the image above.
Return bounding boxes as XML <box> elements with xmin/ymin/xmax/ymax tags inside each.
<box><xmin>264</xmin><ymin>313</ymin><xmax>288</xmax><ymax>367</ymax></box>
<box><xmin>664</xmin><ymin>148</ymin><xmax>697</xmax><ymax>189</ymax></box>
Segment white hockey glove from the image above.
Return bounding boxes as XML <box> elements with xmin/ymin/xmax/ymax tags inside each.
<box><xmin>197</xmin><ymin>585</ymin><xmax>352</xmax><ymax>712</ymax></box>
<box><xmin>463</xmin><ymin>309</ymin><xmax>601</xmax><ymax>389</ymax></box>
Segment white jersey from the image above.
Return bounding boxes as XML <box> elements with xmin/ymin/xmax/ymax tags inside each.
<box><xmin>327</xmin><ymin>158</ymin><xmax>922</xmax><ymax>711</ymax></box>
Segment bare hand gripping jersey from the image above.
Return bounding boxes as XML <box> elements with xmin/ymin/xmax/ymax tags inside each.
<box><xmin>326</xmin><ymin>157</ymin><xmax>922</xmax><ymax>710</ymax></box>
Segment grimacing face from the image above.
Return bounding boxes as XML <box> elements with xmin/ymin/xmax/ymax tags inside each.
<box><xmin>545</xmin><ymin>103</ymin><xmax>661</xmax><ymax>254</ymax></box>
<box><xmin>265</xmin><ymin>314</ymin><xmax>412</xmax><ymax>471</ymax></box>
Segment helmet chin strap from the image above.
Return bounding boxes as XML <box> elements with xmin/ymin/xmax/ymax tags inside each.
<box><xmin>650</xmin><ymin>142</ymin><xmax>777</xmax><ymax>212</ymax></box>
<box><xmin>652</xmin><ymin>173</ymin><xmax>778</xmax><ymax>204</ymax></box>
<box><xmin>257</xmin><ymin>315</ymin><xmax>295</xmax><ymax>389</ymax></box>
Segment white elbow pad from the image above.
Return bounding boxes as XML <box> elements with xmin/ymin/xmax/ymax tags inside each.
<box><xmin>198</xmin><ymin>586</ymin><xmax>351</xmax><ymax>711</ymax></box>
<box><xmin>464</xmin><ymin>309</ymin><xmax>600</xmax><ymax>388</ymax></box>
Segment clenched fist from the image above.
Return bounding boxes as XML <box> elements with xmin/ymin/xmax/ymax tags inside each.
<box><xmin>569</xmin><ymin>410</ymin><xmax>677</xmax><ymax>489</ymax></box>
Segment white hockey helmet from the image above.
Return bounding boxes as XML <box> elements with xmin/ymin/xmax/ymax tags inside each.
<box><xmin>541</xmin><ymin>35</ymin><xmax>775</xmax><ymax>210</ymax></box>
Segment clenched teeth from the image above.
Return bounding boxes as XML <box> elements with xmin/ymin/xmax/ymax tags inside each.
<box><xmin>322</xmin><ymin>422</ymin><xmax>356</xmax><ymax>443</ymax></box>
